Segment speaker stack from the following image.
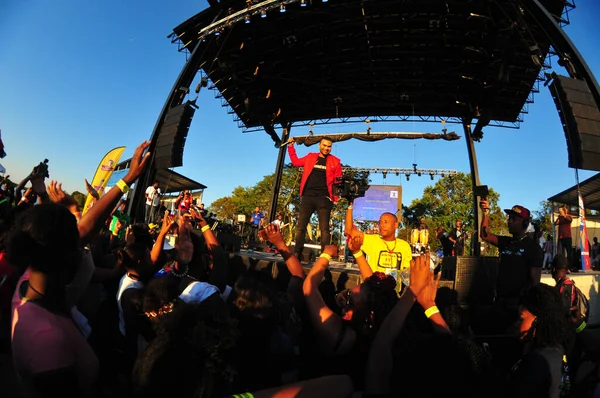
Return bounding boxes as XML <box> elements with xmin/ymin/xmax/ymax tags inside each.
<box><xmin>549</xmin><ymin>75</ymin><xmax>600</xmax><ymax>171</ymax></box>
<box><xmin>154</xmin><ymin>102</ymin><xmax>196</xmax><ymax>170</ymax></box>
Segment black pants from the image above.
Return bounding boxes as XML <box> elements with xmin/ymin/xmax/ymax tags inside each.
<box><xmin>560</xmin><ymin>237</ymin><xmax>572</xmax><ymax>261</ymax></box>
<box><xmin>294</xmin><ymin>196</ymin><xmax>333</xmax><ymax>256</ymax></box>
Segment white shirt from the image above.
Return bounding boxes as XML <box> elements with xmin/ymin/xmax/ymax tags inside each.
<box><xmin>116</xmin><ymin>274</ymin><xmax>144</xmax><ymax>336</ymax></box>
<box><xmin>145</xmin><ymin>186</ymin><xmax>161</xmax><ymax>206</ymax></box>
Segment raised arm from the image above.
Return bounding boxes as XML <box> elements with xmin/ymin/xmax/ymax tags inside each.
<box><xmin>347</xmin><ymin>234</ymin><xmax>372</xmax><ymax>280</ymax></box>
<box><xmin>344</xmin><ymin>201</ymin><xmax>362</xmax><ymax>238</ymax></box>
<box><xmin>365</xmin><ymin>253</ymin><xmax>432</xmax><ymax>396</ymax></box>
<box><xmin>287</xmin><ymin>140</ymin><xmax>306</xmax><ymax>167</ymax></box>
<box><xmin>151</xmin><ymin>211</ymin><xmax>176</xmax><ymax>265</ymax></box>
<box><xmin>479</xmin><ymin>197</ymin><xmax>499</xmax><ymax>247</ymax></box>
<box><xmin>78</xmin><ymin>141</ymin><xmax>150</xmax><ymax>244</ymax></box>
<box><xmin>303</xmin><ymin>245</ymin><xmax>356</xmax><ymax>355</ymax></box>
<box><xmin>260</xmin><ymin>223</ymin><xmax>304</xmax><ymax>279</ymax></box>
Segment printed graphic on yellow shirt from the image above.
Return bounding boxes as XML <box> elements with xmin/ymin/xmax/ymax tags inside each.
<box><xmin>376</xmin><ymin>251</ymin><xmax>402</xmax><ymax>282</ymax></box>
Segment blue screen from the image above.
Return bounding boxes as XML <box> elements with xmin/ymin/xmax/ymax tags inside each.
<box><xmin>353</xmin><ymin>185</ymin><xmax>402</xmax><ymax>222</ymax></box>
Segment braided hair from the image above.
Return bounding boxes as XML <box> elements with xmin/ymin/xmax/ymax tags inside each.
<box><xmin>521</xmin><ymin>283</ymin><xmax>573</xmax><ymax>350</ymax></box>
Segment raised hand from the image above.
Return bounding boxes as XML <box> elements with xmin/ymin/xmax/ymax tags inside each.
<box><xmin>84</xmin><ymin>178</ymin><xmax>100</xmax><ymax>200</ymax></box>
<box><xmin>29</xmin><ymin>174</ymin><xmax>47</xmax><ymax>196</ymax></box>
<box><xmin>47</xmin><ymin>180</ymin><xmax>78</xmax><ymax>212</ymax></box>
<box><xmin>347</xmin><ymin>234</ymin><xmax>363</xmax><ymax>253</ymax></box>
<box><xmin>323</xmin><ymin>244</ymin><xmax>338</xmax><ymax>259</ymax></box>
<box><xmin>479</xmin><ymin>197</ymin><xmax>490</xmax><ymax>213</ymax></box>
<box><xmin>409</xmin><ymin>252</ymin><xmax>431</xmax><ymax>297</ymax></box>
<box><xmin>417</xmin><ymin>269</ymin><xmax>441</xmax><ymax>309</ymax></box>
<box><xmin>259</xmin><ymin>223</ymin><xmax>284</xmax><ymax>247</ymax></box>
<box><xmin>123</xmin><ymin>141</ymin><xmax>151</xmax><ymax>185</ymax></box>
<box><xmin>161</xmin><ymin>210</ymin><xmax>177</xmax><ymax>235</ymax></box>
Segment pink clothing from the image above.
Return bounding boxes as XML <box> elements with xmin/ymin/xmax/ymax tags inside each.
<box><xmin>11</xmin><ymin>270</ymin><xmax>98</xmax><ymax>394</ymax></box>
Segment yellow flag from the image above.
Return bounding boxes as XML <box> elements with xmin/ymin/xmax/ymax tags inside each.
<box><xmin>82</xmin><ymin>147</ymin><xmax>126</xmax><ymax>215</ymax></box>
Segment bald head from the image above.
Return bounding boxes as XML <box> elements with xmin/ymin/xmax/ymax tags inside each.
<box><xmin>379</xmin><ymin>213</ymin><xmax>399</xmax><ymax>239</ymax></box>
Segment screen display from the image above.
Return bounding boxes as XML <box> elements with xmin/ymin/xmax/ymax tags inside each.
<box><xmin>353</xmin><ymin>185</ymin><xmax>402</xmax><ymax>222</ymax></box>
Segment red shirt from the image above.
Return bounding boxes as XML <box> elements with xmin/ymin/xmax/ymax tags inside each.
<box><xmin>287</xmin><ymin>145</ymin><xmax>342</xmax><ymax>201</ymax></box>
<box><xmin>556</xmin><ymin>215</ymin><xmax>573</xmax><ymax>239</ymax></box>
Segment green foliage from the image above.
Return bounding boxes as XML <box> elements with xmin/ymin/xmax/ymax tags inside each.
<box><xmin>71</xmin><ymin>191</ymin><xmax>86</xmax><ymax>211</ymax></box>
<box><xmin>208</xmin><ymin>169</ymin><xmax>508</xmax><ymax>254</ymax></box>
<box><xmin>533</xmin><ymin>200</ymin><xmax>553</xmax><ymax>235</ymax></box>
<box><xmin>404</xmin><ymin>172</ymin><xmax>506</xmax><ymax>255</ymax></box>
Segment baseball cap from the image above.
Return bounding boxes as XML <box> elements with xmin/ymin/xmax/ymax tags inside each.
<box><xmin>503</xmin><ymin>205</ymin><xmax>531</xmax><ymax>220</ymax></box>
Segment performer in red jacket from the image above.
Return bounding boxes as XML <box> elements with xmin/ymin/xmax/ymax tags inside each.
<box><xmin>287</xmin><ymin>136</ymin><xmax>342</xmax><ymax>259</ymax></box>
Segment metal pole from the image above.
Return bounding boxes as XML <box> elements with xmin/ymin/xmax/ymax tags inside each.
<box><xmin>267</xmin><ymin>123</ymin><xmax>291</xmax><ymax>223</ymax></box>
<box><xmin>464</xmin><ymin>120</ymin><xmax>482</xmax><ymax>256</ymax></box>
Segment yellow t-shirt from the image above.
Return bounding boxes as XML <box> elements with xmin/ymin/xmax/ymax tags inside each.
<box><xmin>361</xmin><ymin>234</ymin><xmax>412</xmax><ymax>284</ymax></box>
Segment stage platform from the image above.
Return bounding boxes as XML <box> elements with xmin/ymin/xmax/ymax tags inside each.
<box><xmin>230</xmin><ymin>250</ymin><xmax>600</xmax><ymax>325</ymax></box>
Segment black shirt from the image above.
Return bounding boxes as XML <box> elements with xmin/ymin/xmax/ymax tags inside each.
<box><xmin>496</xmin><ymin>235</ymin><xmax>544</xmax><ymax>298</ymax></box>
<box><xmin>303</xmin><ymin>156</ymin><xmax>329</xmax><ymax>197</ymax></box>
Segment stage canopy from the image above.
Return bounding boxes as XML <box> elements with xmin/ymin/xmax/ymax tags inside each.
<box><xmin>172</xmin><ymin>0</ymin><xmax>571</xmax><ymax>133</ymax></box>
<box><xmin>548</xmin><ymin>173</ymin><xmax>600</xmax><ymax>211</ymax></box>
<box><xmin>115</xmin><ymin>159</ymin><xmax>207</xmax><ymax>194</ymax></box>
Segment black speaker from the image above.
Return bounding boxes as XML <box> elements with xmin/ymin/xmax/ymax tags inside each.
<box><xmin>440</xmin><ymin>256</ymin><xmax>498</xmax><ymax>305</ymax></box>
<box><xmin>549</xmin><ymin>75</ymin><xmax>600</xmax><ymax>171</ymax></box>
<box><xmin>154</xmin><ymin>102</ymin><xmax>195</xmax><ymax>169</ymax></box>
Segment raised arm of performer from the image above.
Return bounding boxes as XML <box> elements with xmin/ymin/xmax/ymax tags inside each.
<box><xmin>479</xmin><ymin>197</ymin><xmax>499</xmax><ymax>247</ymax></box>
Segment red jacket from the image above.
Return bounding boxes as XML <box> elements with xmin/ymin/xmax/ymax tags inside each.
<box><xmin>288</xmin><ymin>145</ymin><xmax>342</xmax><ymax>202</ymax></box>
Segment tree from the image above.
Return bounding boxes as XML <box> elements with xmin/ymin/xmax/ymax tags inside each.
<box><xmin>71</xmin><ymin>191</ymin><xmax>86</xmax><ymax>211</ymax></box>
<box><xmin>405</xmin><ymin>172</ymin><xmax>506</xmax><ymax>255</ymax></box>
<box><xmin>533</xmin><ymin>200</ymin><xmax>553</xmax><ymax>235</ymax></box>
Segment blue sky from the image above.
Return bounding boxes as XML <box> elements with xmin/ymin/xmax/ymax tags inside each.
<box><xmin>1</xmin><ymin>0</ymin><xmax>599</xmax><ymax>215</ymax></box>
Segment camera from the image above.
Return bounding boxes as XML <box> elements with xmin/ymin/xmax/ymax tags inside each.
<box><xmin>33</xmin><ymin>159</ymin><xmax>49</xmax><ymax>178</ymax></box>
<box><xmin>333</xmin><ymin>176</ymin><xmax>370</xmax><ymax>200</ymax></box>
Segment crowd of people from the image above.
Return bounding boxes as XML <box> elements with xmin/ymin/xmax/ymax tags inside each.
<box><xmin>0</xmin><ymin>138</ymin><xmax>599</xmax><ymax>398</ymax></box>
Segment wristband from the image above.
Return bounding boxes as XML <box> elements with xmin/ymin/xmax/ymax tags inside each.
<box><xmin>319</xmin><ymin>253</ymin><xmax>331</xmax><ymax>261</ymax></box>
<box><xmin>576</xmin><ymin>320</ymin><xmax>587</xmax><ymax>333</ymax></box>
<box><xmin>116</xmin><ymin>179</ymin><xmax>130</xmax><ymax>194</ymax></box>
<box><xmin>425</xmin><ymin>306</ymin><xmax>440</xmax><ymax>318</ymax></box>
<box><xmin>201</xmin><ymin>225</ymin><xmax>210</xmax><ymax>233</ymax></box>
<box><xmin>352</xmin><ymin>251</ymin><xmax>363</xmax><ymax>258</ymax></box>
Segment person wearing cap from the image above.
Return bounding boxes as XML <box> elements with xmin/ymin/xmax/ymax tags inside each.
<box><xmin>480</xmin><ymin>199</ymin><xmax>544</xmax><ymax>331</ymax></box>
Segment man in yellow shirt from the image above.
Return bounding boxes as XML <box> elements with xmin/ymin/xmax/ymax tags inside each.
<box><xmin>345</xmin><ymin>201</ymin><xmax>412</xmax><ymax>287</ymax></box>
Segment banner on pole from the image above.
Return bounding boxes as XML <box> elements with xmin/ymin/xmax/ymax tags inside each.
<box><xmin>82</xmin><ymin>147</ymin><xmax>126</xmax><ymax>215</ymax></box>
<box><xmin>579</xmin><ymin>192</ymin><xmax>591</xmax><ymax>271</ymax></box>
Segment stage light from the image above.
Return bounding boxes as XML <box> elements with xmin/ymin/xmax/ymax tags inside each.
<box><xmin>215</xmin><ymin>31</ymin><xmax>220</xmax><ymax>36</ymax></box>
<box><xmin>323</xmin><ymin>0</ymin><xmax>328</xmax><ymax>2</ymax></box>
<box><xmin>441</xmin><ymin>173</ymin><xmax>445</xmax><ymax>178</ymax></box>
<box><xmin>405</xmin><ymin>174</ymin><xmax>410</xmax><ymax>181</ymax></box>
<box><xmin>429</xmin><ymin>173</ymin><xmax>434</xmax><ymax>180</ymax></box>
<box><xmin>245</xmin><ymin>15</ymin><xmax>251</xmax><ymax>23</ymax></box>
<box><xmin>261</xmin><ymin>9</ymin><xmax>267</xmax><ymax>17</ymax></box>
<box><xmin>383</xmin><ymin>171</ymin><xmax>387</xmax><ymax>179</ymax></box>
<box><xmin>280</xmin><ymin>4</ymin><xmax>286</xmax><ymax>12</ymax></box>
<box><xmin>301</xmin><ymin>0</ymin><xmax>307</xmax><ymax>6</ymax></box>
<box><xmin>395</xmin><ymin>172</ymin><xmax>399</xmax><ymax>177</ymax></box>
<box><xmin>417</xmin><ymin>172</ymin><xmax>422</xmax><ymax>177</ymax></box>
